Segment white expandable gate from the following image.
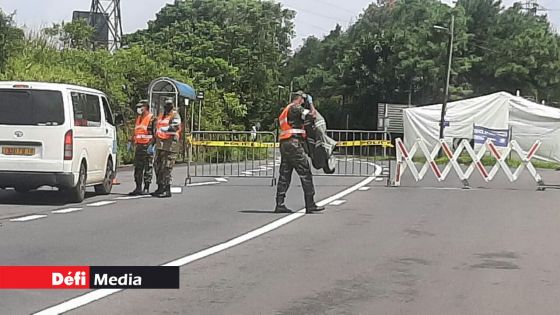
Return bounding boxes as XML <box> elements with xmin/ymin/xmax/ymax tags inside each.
<box><xmin>394</xmin><ymin>138</ymin><xmax>545</xmax><ymax>189</ymax></box>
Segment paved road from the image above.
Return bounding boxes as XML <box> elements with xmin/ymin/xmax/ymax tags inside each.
<box><xmin>1</xmin><ymin>161</ymin><xmax>559</xmax><ymax>314</ymax></box>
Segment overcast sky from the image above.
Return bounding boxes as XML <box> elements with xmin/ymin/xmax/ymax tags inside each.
<box><xmin>1</xmin><ymin>0</ymin><xmax>558</xmax><ymax>48</ymax></box>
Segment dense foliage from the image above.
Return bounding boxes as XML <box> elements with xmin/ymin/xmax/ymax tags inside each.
<box><xmin>2</xmin><ymin>0</ymin><xmax>560</xmax><ymax>134</ymax></box>
<box><xmin>286</xmin><ymin>0</ymin><xmax>560</xmax><ymax>129</ymax></box>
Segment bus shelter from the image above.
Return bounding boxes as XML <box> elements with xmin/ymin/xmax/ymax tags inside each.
<box><xmin>148</xmin><ymin>77</ymin><xmax>197</xmax><ymax>115</ymax></box>
<box><xmin>148</xmin><ymin>77</ymin><xmax>198</xmax><ymax>163</ymax></box>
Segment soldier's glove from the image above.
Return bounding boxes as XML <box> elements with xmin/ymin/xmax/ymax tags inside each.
<box><xmin>127</xmin><ymin>141</ymin><xmax>132</xmax><ymax>152</ymax></box>
<box><xmin>147</xmin><ymin>144</ymin><xmax>155</xmax><ymax>155</ymax></box>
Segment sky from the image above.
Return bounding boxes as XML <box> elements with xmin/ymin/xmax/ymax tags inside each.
<box><xmin>1</xmin><ymin>0</ymin><xmax>558</xmax><ymax>49</ymax></box>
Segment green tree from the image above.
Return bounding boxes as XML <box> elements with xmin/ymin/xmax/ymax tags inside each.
<box><xmin>0</xmin><ymin>9</ymin><xmax>24</xmax><ymax>73</ymax></box>
<box><xmin>126</xmin><ymin>0</ymin><xmax>295</xmax><ymax>129</ymax></box>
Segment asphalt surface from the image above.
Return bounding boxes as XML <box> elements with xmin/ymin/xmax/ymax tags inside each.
<box><xmin>1</xmin><ymin>159</ymin><xmax>560</xmax><ymax>314</ymax></box>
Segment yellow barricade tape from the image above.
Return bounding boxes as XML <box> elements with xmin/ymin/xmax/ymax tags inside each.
<box><xmin>191</xmin><ymin>140</ymin><xmax>393</xmax><ymax>148</ymax></box>
<box><xmin>336</xmin><ymin>140</ymin><xmax>394</xmax><ymax>148</ymax></box>
<box><xmin>191</xmin><ymin>141</ymin><xmax>277</xmax><ymax>148</ymax></box>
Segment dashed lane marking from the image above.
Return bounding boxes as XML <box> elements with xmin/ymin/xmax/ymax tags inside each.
<box><xmin>329</xmin><ymin>200</ymin><xmax>347</xmax><ymax>206</ymax></box>
<box><xmin>186</xmin><ymin>182</ymin><xmax>220</xmax><ymax>187</ymax></box>
<box><xmin>215</xmin><ymin>178</ymin><xmax>228</xmax><ymax>182</ymax></box>
<box><xmin>358</xmin><ymin>187</ymin><xmax>371</xmax><ymax>191</ymax></box>
<box><xmin>171</xmin><ymin>187</ymin><xmax>183</xmax><ymax>194</ymax></box>
<box><xmin>52</xmin><ymin>208</ymin><xmax>83</xmax><ymax>214</ymax></box>
<box><xmin>114</xmin><ymin>196</ymin><xmax>150</xmax><ymax>201</ymax></box>
<box><xmin>10</xmin><ymin>215</ymin><xmax>48</xmax><ymax>222</ymax></box>
<box><xmin>87</xmin><ymin>201</ymin><xmax>116</xmax><ymax>207</ymax></box>
<box><xmin>34</xmin><ymin>163</ymin><xmax>382</xmax><ymax>315</ymax></box>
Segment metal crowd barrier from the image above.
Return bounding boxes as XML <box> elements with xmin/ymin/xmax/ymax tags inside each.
<box><xmin>186</xmin><ymin>131</ymin><xmax>278</xmax><ymax>186</ymax></box>
<box><xmin>394</xmin><ymin>137</ymin><xmax>545</xmax><ymax>189</ymax></box>
<box><xmin>318</xmin><ymin>130</ymin><xmax>394</xmax><ymax>186</ymax></box>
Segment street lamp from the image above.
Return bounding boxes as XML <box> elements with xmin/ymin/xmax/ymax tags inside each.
<box><xmin>196</xmin><ymin>91</ymin><xmax>205</xmax><ymax>132</ymax></box>
<box><xmin>434</xmin><ymin>14</ymin><xmax>455</xmax><ymax>141</ymax></box>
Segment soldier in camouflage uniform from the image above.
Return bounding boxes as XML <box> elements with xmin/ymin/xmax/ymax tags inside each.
<box><xmin>151</xmin><ymin>99</ymin><xmax>182</xmax><ymax>198</ymax></box>
<box><xmin>275</xmin><ymin>91</ymin><xmax>325</xmax><ymax>214</ymax></box>
<box><xmin>129</xmin><ymin>100</ymin><xmax>155</xmax><ymax>196</ymax></box>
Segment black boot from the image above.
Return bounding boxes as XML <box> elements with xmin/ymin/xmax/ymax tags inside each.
<box><xmin>150</xmin><ymin>185</ymin><xmax>164</xmax><ymax>196</ymax></box>
<box><xmin>157</xmin><ymin>185</ymin><xmax>172</xmax><ymax>198</ymax></box>
<box><xmin>142</xmin><ymin>183</ymin><xmax>150</xmax><ymax>195</ymax></box>
<box><xmin>305</xmin><ymin>195</ymin><xmax>325</xmax><ymax>214</ymax></box>
<box><xmin>274</xmin><ymin>204</ymin><xmax>293</xmax><ymax>213</ymax></box>
<box><xmin>274</xmin><ymin>196</ymin><xmax>292</xmax><ymax>213</ymax></box>
<box><xmin>128</xmin><ymin>183</ymin><xmax>142</xmax><ymax>196</ymax></box>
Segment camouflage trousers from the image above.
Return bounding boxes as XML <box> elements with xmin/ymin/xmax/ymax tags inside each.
<box><xmin>133</xmin><ymin>144</ymin><xmax>153</xmax><ymax>186</ymax></box>
<box><xmin>276</xmin><ymin>137</ymin><xmax>315</xmax><ymax>204</ymax></box>
<box><xmin>154</xmin><ymin>149</ymin><xmax>177</xmax><ymax>187</ymax></box>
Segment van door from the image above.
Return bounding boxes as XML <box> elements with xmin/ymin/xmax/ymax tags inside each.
<box><xmin>71</xmin><ymin>92</ymin><xmax>105</xmax><ymax>183</ymax></box>
<box><xmin>101</xmin><ymin>96</ymin><xmax>117</xmax><ymax>171</ymax></box>
<box><xmin>0</xmin><ymin>88</ymin><xmax>67</xmax><ymax>173</ymax></box>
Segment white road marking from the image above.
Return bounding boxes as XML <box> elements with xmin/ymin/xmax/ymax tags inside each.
<box><xmin>171</xmin><ymin>187</ymin><xmax>183</xmax><ymax>194</ymax></box>
<box><xmin>87</xmin><ymin>201</ymin><xmax>116</xmax><ymax>207</ymax></box>
<box><xmin>358</xmin><ymin>187</ymin><xmax>371</xmax><ymax>191</ymax></box>
<box><xmin>187</xmin><ymin>182</ymin><xmax>220</xmax><ymax>187</ymax></box>
<box><xmin>10</xmin><ymin>215</ymin><xmax>47</xmax><ymax>222</ymax></box>
<box><xmin>34</xmin><ymin>164</ymin><xmax>382</xmax><ymax>315</ymax></box>
<box><xmin>52</xmin><ymin>208</ymin><xmax>83</xmax><ymax>214</ymax></box>
<box><xmin>215</xmin><ymin>178</ymin><xmax>228</xmax><ymax>182</ymax></box>
<box><xmin>375</xmin><ymin>178</ymin><xmax>384</xmax><ymax>182</ymax></box>
<box><xmin>329</xmin><ymin>200</ymin><xmax>347</xmax><ymax>206</ymax></box>
<box><xmin>114</xmin><ymin>195</ymin><xmax>150</xmax><ymax>200</ymax></box>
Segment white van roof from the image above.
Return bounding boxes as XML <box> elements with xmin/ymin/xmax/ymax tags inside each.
<box><xmin>0</xmin><ymin>81</ymin><xmax>105</xmax><ymax>95</ymax></box>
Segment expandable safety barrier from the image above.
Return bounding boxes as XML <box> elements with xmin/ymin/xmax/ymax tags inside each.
<box><xmin>394</xmin><ymin>137</ymin><xmax>545</xmax><ymax>189</ymax></box>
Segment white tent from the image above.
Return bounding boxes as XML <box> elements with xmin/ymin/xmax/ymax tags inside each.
<box><xmin>403</xmin><ymin>92</ymin><xmax>560</xmax><ymax>162</ymax></box>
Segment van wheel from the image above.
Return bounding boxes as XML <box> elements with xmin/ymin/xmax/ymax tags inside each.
<box><xmin>67</xmin><ymin>163</ymin><xmax>87</xmax><ymax>203</ymax></box>
<box><xmin>94</xmin><ymin>159</ymin><xmax>114</xmax><ymax>195</ymax></box>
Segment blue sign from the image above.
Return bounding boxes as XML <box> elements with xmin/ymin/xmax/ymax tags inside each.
<box><xmin>473</xmin><ymin>125</ymin><xmax>510</xmax><ymax>147</ymax></box>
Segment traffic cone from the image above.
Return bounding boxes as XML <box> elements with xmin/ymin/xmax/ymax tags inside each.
<box><xmin>112</xmin><ymin>175</ymin><xmax>121</xmax><ymax>185</ymax></box>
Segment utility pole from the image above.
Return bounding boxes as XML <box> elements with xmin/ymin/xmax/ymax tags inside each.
<box><xmin>434</xmin><ymin>15</ymin><xmax>454</xmax><ymax>141</ymax></box>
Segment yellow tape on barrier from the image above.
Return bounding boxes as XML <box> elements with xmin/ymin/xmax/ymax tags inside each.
<box><xmin>337</xmin><ymin>140</ymin><xmax>394</xmax><ymax>148</ymax></box>
<box><xmin>191</xmin><ymin>141</ymin><xmax>278</xmax><ymax>148</ymax></box>
<box><xmin>191</xmin><ymin>139</ymin><xmax>394</xmax><ymax>148</ymax></box>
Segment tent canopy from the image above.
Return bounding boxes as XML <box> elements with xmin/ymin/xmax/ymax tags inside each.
<box><xmin>403</xmin><ymin>92</ymin><xmax>560</xmax><ymax>162</ymax></box>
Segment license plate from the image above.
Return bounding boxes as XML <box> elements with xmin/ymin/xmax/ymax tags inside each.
<box><xmin>2</xmin><ymin>147</ymin><xmax>35</xmax><ymax>156</ymax></box>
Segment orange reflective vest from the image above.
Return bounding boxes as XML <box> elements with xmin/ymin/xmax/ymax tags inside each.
<box><xmin>279</xmin><ymin>103</ymin><xmax>306</xmax><ymax>140</ymax></box>
<box><xmin>156</xmin><ymin>111</ymin><xmax>180</xmax><ymax>141</ymax></box>
<box><xmin>133</xmin><ymin>113</ymin><xmax>154</xmax><ymax>145</ymax></box>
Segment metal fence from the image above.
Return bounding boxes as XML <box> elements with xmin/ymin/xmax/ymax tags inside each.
<box><xmin>185</xmin><ymin>130</ymin><xmax>394</xmax><ymax>187</ymax></box>
<box><xmin>317</xmin><ymin>130</ymin><xmax>393</xmax><ymax>186</ymax></box>
<box><xmin>186</xmin><ymin>131</ymin><xmax>278</xmax><ymax>186</ymax></box>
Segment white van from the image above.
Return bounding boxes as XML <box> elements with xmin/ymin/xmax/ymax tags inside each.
<box><xmin>0</xmin><ymin>82</ymin><xmax>117</xmax><ymax>202</ymax></box>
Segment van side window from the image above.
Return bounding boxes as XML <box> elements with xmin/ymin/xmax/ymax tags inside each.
<box><xmin>72</xmin><ymin>92</ymin><xmax>87</xmax><ymax>127</ymax></box>
<box><xmin>101</xmin><ymin>97</ymin><xmax>114</xmax><ymax>125</ymax></box>
<box><xmin>85</xmin><ymin>94</ymin><xmax>101</xmax><ymax>127</ymax></box>
<box><xmin>71</xmin><ymin>92</ymin><xmax>101</xmax><ymax>127</ymax></box>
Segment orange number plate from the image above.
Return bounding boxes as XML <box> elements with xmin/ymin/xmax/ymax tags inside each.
<box><xmin>2</xmin><ymin>147</ymin><xmax>36</xmax><ymax>156</ymax></box>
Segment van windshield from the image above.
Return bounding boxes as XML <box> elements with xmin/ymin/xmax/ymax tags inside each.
<box><xmin>0</xmin><ymin>89</ymin><xmax>65</xmax><ymax>126</ymax></box>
